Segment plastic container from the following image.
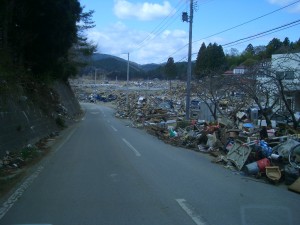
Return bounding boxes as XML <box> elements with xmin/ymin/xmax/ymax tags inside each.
<box><xmin>266</xmin><ymin>166</ymin><xmax>281</xmax><ymax>181</ymax></box>
<box><xmin>245</xmin><ymin>162</ymin><xmax>259</xmax><ymax>175</ymax></box>
<box><xmin>257</xmin><ymin>158</ymin><xmax>270</xmax><ymax>172</ymax></box>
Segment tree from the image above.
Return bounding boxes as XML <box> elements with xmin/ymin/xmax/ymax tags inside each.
<box><xmin>0</xmin><ymin>0</ymin><xmax>95</xmax><ymax>81</ymax></box>
<box><xmin>243</xmin><ymin>44</ymin><xmax>255</xmax><ymax>57</ymax></box>
<box><xmin>239</xmin><ymin>54</ymin><xmax>300</xmax><ymax>129</ymax></box>
<box><xmin>164</xmin><ymin>57</ymin><xmax>177</xmax><ymax>89</ymax></box>
<box><xmin>225</xmin><ymin>48</ymin><xmax>241</xmax><ymax>70</ymax></box>
<box><xmin>195</xmin><ymin>42</ymin><xmax>207</xmax><ymax>77</ymax></box>
<box><xmin>195</xmin><ymin>42</ymin><xmax>226</xmax><ymax>79</ymax></box>
<box><xmin>64</xmin><ymin>9</ymin><xmax>97</xmax><ymax>80</ymax></box>
<box><xmin>269</xmin><ymin>53</ymin><xmax>300</xmax><ymax>129</ymax></box>
<box><xmin>193</xmin><ymin>73</ymin><xmax>229</xmax><ymax>121</ymax></box>
<box><xmin>232</xmin><ymin>69</ymin><xmax>277</xmax><ymax>127</ymax></box>
<box><xmin>266</xmin><ymin>38</ymin><xmax>282</xmax><ymax>58</ymax></box>
<box><xmin>283</xmin><ymin>37</ymin><xmax>290</xmax><ymax>47</ymax></box>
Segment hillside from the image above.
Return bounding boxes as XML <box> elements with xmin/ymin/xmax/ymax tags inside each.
<box><xmin>0</xmin><ymin>80</ymin><xmax>82</xmax><ymax>157</ymax></box>
<box><xmin>80</xmin><ymin>53</ymin><xmax>162</xmax><ymax>80</ymax></box>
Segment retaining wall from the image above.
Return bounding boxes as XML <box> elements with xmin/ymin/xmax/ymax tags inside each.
<box><xmin>0</xmin><ymin>80</ymin><xmax>81</xmax><ymax>157</ymax></box>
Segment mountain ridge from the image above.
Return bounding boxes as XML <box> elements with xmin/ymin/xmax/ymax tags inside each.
<box><xmin>91</xmin><ymin>53</ymin><xmax>162</xmax><ymax>72</ymax></box>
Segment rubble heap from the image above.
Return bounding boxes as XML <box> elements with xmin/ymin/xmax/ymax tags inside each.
<box><xmin>114</xmin><ymin>93</ymin><xmax>300</xmax><ymax>193</ymax></box>
<box><xmin>70</xmin><ymin>78</ymin><xmax>300</xmax><ymax>192</ymax></box>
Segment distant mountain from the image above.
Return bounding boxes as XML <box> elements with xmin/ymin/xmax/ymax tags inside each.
<box><xmin>91</xmin><ymin>53</ymin><xmax>161</xmax><ymax>71</ymax></box>
<box><xmin>91</xmin><ymin>54</ymin><xmax>141</xmax><ymax>73</ymax></box>
<box><xmin>91</xmin><ymin>53</ymin><xmax>123</xmax><ymax>61</ymax></box>
<box><xmin>140</xmin><ymin>63</ymin><xmax>161</xmax><ymax>71</ymax></box>
<box><xmin>78</xmin><ymin>53</ymin><xmax>196</xmax><ymax>80</ymax></box>
<box><xmin>79</xmin><ymin>53</ymin><xmax>164</xmax><ymax>79</ymax></box>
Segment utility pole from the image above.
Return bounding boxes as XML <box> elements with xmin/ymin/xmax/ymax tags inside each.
<box><xmin>182</xmin><ymin>0</ymin><xmax>194</xmax><ymax>120</ymax></box>
<box><xmin>94</xmin><ymin>69</ymin><xmax>97</xmax><ymax>85</ymax></box>
<box><xmin>121</xmin><ymin>52</ymin><xmax>130</xmax><ymax>109</ymax></box>
<box><xmin>126</xmin><ymin>53</ymin><xmax>130</xmax><ymax>108</ymax></box>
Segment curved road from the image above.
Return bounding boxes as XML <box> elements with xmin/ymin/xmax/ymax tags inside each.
<box><xmin>0</xmin><ymin>103</ymin><xmax>299</xmax><ymax>225</ymax></box>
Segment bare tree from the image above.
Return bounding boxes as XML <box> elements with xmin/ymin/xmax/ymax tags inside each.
<box><xmin>192</xmin><ymin>74</ymin><xmax>220</xmax><ymax>121</ymax></box>
<box><xmin>268</xmin><ymin>53</ymin><xmax>300</xmax><ymax>129</ymax></box>
<box><xmin>232</xmin><ymin>62</ymin><xmax>280</xmax><ymax>127</ymax></box>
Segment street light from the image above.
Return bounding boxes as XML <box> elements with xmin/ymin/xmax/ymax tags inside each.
<box><xmin>122</xmin><ymin>52</ymin><xmax>130</xmax><ymax>109</ymax></box>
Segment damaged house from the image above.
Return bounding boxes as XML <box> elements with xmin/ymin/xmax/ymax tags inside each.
<box><xmin>257</xmin><ymin>53</ymin><xmax>300</xmax><ymax>119</ymax></box>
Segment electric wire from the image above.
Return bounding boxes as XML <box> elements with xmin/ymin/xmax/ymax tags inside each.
<box><xmin>134</xmin><ymin>13</ymin><xmax>183</xmax><ymax>52</ymax></box>
<box><xmin>192</xmin><ymin>0</ymin><xmax>300</xmax><ymax>44</ymax></box>
<box><xmin>157</xmin><ymin>0</ymin><xmax>300</xmax><ymax>63</ymax></box>
<box><xmin>134</xmin><ymin>0</ymin><xmax>186</xmax><ymax>51</ymax></box>
<box><xmin>135</xmin><ymin>0</ymin><xmax>215</xmax><ymax>53</ymax></box>
<box><xmin>222</xmin><ymin>19</ymin><xmax>300</xmax><ymax>48</ymax></box>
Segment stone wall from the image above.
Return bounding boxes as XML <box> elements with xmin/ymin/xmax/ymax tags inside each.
<box><xmin>0</xmin><ymin>80</ymin><xmax>82</xmax><ymax>157</ymax></box>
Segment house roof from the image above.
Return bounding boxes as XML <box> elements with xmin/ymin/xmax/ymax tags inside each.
<box><xmin>234</xmin><ymin>65</ymin><xmax>247</xmax><ymax>70</ymax></box>
<box><xmin>223</xmin><ymin>70</ymin><xmax>233</xmax><ymax>75</ymax></box>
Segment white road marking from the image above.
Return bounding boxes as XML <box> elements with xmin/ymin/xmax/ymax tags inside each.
<box><xmin>54</xmin><ymin>125</ymin><xmax>78</xmax><ymax>153</ymax></box>
<box><xmin>0</xmin><ymin>166</ymin><xmax>44</xmax><ymax>220</ymax></box>
<box><xmin>111</xmin><ymin>125</ymin><xmax>118</xmax><ymax>132</ymax></box>
<box><xmin>90</xmin><ymin>111</ymin><xmax>100</xmax><ymax>114</ymax></box>
<box><xmin>0</xmin><ymin>124</ymin><xmax>78</xmax><ymax>222</ymax></box>
<box><xmin>122</xmin><ymin>138</ymin><xmax>141</xmax><ymax>157</ymax></box>
<box><xmin>176</xmin><ymin>199</ymin><xmax>208</xmax><ymax>225</ymax></box>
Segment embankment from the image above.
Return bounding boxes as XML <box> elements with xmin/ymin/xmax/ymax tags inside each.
<box><xmin>0</xmin><ymin>80</ymin><xmax>82</xmax><ymax>157</ymax></box>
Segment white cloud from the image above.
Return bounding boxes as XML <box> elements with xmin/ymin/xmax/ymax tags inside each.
<box><xmin>86</xmin><ymin>22</ymin><xmax>188</xmax><ymax>64</ymax></box>
<box><xmin>113</xmin><ymin>0</ymin><xmax>174</xmax><ymax>21</ymax></box>
<box><xmin>267</xmin><ymin>0</ymin><xmax>300</xmax><ymax>12</ymax></box>
<box><xmin>268</xmin><ymin>0</ymin><xmax>294</xmax><ymax>4</ymax></box>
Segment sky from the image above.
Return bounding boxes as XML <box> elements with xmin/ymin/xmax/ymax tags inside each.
<box><xmin>79</xmin><ymin>0</ymin><xmax>300</xmax><ymax>65</ymax></box>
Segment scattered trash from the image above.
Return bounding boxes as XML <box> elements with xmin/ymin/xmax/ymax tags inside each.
<box><xmin>70</xmin><ymin>78</ymin><xmax>300</xmax><ymax>192</ymax></box>
<box><xmin>288</xmin><ymin>177</ymin><xmax>300</xmax><ymax>193</ymax></box>
<box><xmin>266</xmin><ymin>166</ymin><xmax>281</xmax><ymax>182</ymax></box>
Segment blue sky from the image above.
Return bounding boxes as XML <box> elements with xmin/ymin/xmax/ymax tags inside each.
<box><xmin>79</xmin><ymin>0</ymin><xmax>300</xmax><ymax>64</ymax></box>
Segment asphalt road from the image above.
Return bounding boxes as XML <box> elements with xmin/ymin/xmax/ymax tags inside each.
<box><xmin>0</xmin><ymin>103</ymin><xmax>299</xmax><ymax>225</ymax></box>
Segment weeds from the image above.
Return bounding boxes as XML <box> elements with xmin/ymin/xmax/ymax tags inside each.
<box><xmin>55</xmin><ymin>117</ymin><xmax>66</xmax><ymax>128</ymax></box>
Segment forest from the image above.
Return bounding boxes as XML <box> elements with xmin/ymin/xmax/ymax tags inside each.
<box><xmin>160</xmin><ymin>37</ymin><xmax>300</xmax><ymax>81</ymax></box>
<box><xmin>0</xmin><ymin>0</ymin><xmax>95</xmax><ymax>82</ymax></box>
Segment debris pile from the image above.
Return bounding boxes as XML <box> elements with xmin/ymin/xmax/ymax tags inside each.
<box><xmin>0</xmin><ymin>132</ymin><xmax>59</xmax><ymax>172</ymax></box>
<box><xmin>70</xmin><ymin>78</ymin><xmax>300</xmax><ymax>192</ymax></box>
<box><xmin>115</xmin><ymin>94</ymin><xmax>300</xmax><ymax>191</ymax></box>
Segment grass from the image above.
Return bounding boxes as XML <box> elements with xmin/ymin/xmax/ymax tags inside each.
<box><xmin>0</xmin><ymin>170</ymin><xmax>26</xmax><ymax>198</ymax></box>
<box><xmin>0</xmin><ymin>145</ymin><xmax>49</xmax><ymax>198</ymax></box>
<box><xmin>55</xmin><ymin>117</ymin><xmax>66</xmax><ymax>128</ymax></box>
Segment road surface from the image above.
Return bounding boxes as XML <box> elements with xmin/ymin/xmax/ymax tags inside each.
<box><xmin>0</xmin><ymin>103</ymin><xmax>299</xmax><ymax>225</ymax></box>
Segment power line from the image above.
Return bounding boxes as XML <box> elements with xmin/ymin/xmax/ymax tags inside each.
<box><xmin>192</xmin><ymin>0</ymin><xmax>300</xmax><ymax>44</ymax></box>
<box><xmin>157</xmin><ymin>0</ymin><xmax>300</xmax><ymax>63</ymax></box>
<box><xmin>134</xmin><ymin>0</ymin><xmax>186</xmax><ymax>51</ymax></box>
<box><xmin>222</xmin><ymin>19</ymin><xmax>300</xmax><ymax>48</ymax></box>
<box><xmin>136</xmin><ymin>0</ymin><xmax>215</xmax><ymax>55</ymax></box>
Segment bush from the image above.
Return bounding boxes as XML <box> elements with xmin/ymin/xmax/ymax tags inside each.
<box><xmin>55</xmin><ymin>116</ymin><xmax>66</xmax><ymax>128</ymax></box>
<box><xmin>20</xmin><ymin>146</ymin><xmax>38</xmax><ymax>160</ymax></box>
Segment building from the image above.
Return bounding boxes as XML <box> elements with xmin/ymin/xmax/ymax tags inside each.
<box><xmin>233</xmin><ymin>65</ymin><xmax>248</xmax><ymax>75</ymax></box>
<box><xmin>257</xmin><ymin>53</ymin><xmax>300</xmax><ymax>114</ymax></box>
<box><xmin>272</xmin><ymin>53</ymin><xmax>300</xmax><ymax>113</ymax></box>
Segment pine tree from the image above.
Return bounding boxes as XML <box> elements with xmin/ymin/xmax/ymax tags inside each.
<box><xmin>164</xmin><ymin>57</ymin><xmax>177</xmax><ymax>89</ymax></box>
<box><xmin>195</xmin><ymin>42</ymin><xmax>226</xmax><ymax>79</ymax></box>
<box><xmin>1</xmin><ymin>0</ymin><xmax>94</xmax><ymax>80</ymax></box>
<box><xmin>195</xmin><ymin>42</ymin><xmax>207</xmax><ymax>77</ymax></box>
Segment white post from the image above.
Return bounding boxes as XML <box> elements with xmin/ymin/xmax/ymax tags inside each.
<box><xmin>126</xmin><ymin>53</ymin><xmax>129</xmax><ymax>109</ymax></box>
